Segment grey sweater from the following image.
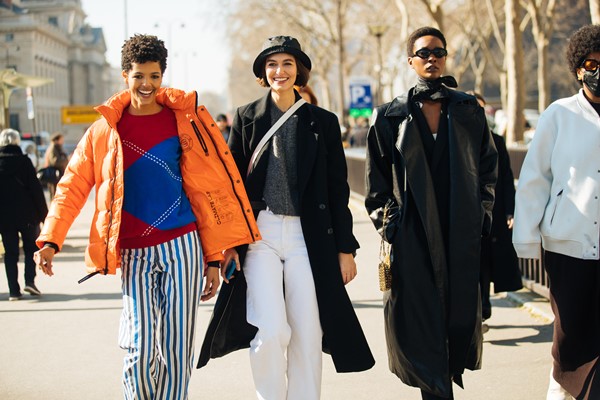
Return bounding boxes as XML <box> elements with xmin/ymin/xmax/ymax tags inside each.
<box><xmin>262</xmin><ymin>104</ymin><xmax>300</xmax><ymax>216</ymax></box>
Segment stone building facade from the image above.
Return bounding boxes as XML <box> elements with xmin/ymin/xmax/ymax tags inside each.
<box><xmin>0</xmin><ymin>0</ymin><xmax>112</xmax><ymax>141</ymax></box>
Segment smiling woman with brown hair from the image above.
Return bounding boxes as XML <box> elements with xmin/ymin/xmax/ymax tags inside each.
<box><xmin>198</xmin><ymin>35</ymin><xmax>374</xmax><ymax>400</ymax></box>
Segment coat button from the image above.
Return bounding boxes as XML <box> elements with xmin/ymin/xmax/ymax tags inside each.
<box><xmin>327</xmin><ymin>228</ymin><xmax>333</xmax><ymax>234</ymax></box>
<box><xmin>319</xmin><ymin>204</ymin><xmax>326</xmax><ymax>210</ymax></box>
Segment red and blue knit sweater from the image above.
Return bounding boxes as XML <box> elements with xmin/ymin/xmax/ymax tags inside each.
<box><xmin>117</xmin><ymin>107</ymin><xmax>196</xmax><ymax>249</ymax></box>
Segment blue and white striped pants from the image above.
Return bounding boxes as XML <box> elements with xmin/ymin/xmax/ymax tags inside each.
<box><xmin>118</xmin><ymin>231</ymin><xmax>203</xmax><ymax>400</ymax></box>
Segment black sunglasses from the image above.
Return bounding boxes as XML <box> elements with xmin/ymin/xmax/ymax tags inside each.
<box><xmin>581</xmin><ymin>59</ymin><xmax>600</xmax><ymax>72</ymax></box>
<box><xmin>413</xmin><ymin>47</ymin><xmax>448</xmax><ymax>59</ymax></box>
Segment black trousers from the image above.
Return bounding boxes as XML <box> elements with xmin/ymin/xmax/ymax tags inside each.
<box><xmin>1</xmin><ymin>223</ymin><xmax>40</xmax><ymax>296</ymax></box>
<box><xmin>545</xmin><ymin>250</ymin><xmax>600</xmax><ymax>399</ymax></box>
<box><xmin>421</xmin><ymin>389</ymin><xmax>453</xmax><ymax>400</ymax></box>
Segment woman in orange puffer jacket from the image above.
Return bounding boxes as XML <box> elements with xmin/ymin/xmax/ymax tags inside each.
<box><xmin>34</xmin><ymin>34</ymin><xmax>259</xmax><ymax>400</ymax></box>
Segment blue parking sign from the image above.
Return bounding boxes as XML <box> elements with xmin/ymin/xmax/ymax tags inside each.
<box><xmin>349</xmin><ymin>83</ymin><xmax>373</xmax><ymax>110</ymax></box>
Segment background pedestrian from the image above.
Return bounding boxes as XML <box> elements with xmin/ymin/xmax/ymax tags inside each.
<box><xmin>43</xmin><ymin>132</ymin><xmax>68</xmax><ymax>200</ymax></box>
<box><xmin>467</xmin><ymin>91</ymin><xmax>522</xmax><ymax>331</ymax></box>
<box><xmin>0</xmin><ymin>128</ymin><xmax>47</xmax><ymax>301</ymax></box>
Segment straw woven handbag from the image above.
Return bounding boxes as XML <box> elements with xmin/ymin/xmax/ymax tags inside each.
<box><xmin>378</xmin><ymin>206</ymin><xmax>392</xmax><ymax>291</ymax></box>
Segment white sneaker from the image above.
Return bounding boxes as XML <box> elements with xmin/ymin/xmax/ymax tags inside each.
<box><xmin>547</xmin><ymin>368</ymin><xmax>574</xmax><ymax>400</ymax></box>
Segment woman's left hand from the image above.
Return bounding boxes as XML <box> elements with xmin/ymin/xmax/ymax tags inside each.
<box><xmin>339</xmin><ymin>252</ymin><xmax>357</xmax><ymax>285</ymax></box>
<box><xmin>201</xmin><ymin>266</ymin><xmax>220</xmax><ymax>301</ymax></box>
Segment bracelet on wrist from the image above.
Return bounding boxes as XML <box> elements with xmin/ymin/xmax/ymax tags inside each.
<box><xmin>43</xmin><ymin>242</ymin><xmax>59</xmax><ymax>252</ymax></box>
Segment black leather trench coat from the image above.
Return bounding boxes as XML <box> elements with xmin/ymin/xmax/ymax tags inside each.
<box><xmin>365</xmin><ymin>90</ymin><xmax>497</xmax><ymax>397</ymax></box>
<box><xmin>197</xmin><ymin>91</ymin><xmax>375</xmax><ymax>373</ymax></box>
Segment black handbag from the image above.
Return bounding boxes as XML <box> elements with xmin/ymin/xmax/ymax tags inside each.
<box><xmin>37</xmin><ymin>167</ymin><xmax>61</xmax><ymax>184</ymax></box>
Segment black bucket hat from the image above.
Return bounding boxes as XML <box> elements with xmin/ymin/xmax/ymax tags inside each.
<box><xmin>252</xmin><ymin>36</ymin><xmax>312</xmax><ymax>78</ymax></box>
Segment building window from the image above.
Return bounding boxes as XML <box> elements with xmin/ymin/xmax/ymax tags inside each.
<box><xmin>48</xmin><ymin>16</ymin><xmax>59</xmax><ymax>27</ymax></box>
<box><xmin>5</xmin><ymin>33</ymin><xmax>14</xmax><ymax>42</ymax></box>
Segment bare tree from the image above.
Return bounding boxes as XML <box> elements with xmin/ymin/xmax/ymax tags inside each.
<box><xmin>523</xmin><ymin>0</ymin><xmax>557</xmax><ymax>112</ymax></box>
<box><xmin>591</xmin><ymin>0</ymin><xmax>600</xmax><ymax>23</ymax></box>
<box><xmin>505</xmin><ymin>0</ymin><xmax>526</xmax><ymax>144</ymax></box>
<box><xmin>416</xmin><ymin>0</ymin><xmax>446</xmax><ymax>31</ymax></box>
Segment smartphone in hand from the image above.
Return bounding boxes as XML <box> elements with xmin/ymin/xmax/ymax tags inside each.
<box><xmin>225</xmin><ymin>260</ymin><xmax>236</xmax><ymax>280</ymax></box>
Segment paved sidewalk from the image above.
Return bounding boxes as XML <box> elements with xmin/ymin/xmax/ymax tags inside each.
<box><xmin>0</xmin><ymin>193</ymin><xmax>555</xmax><ymax>399</ymax></box>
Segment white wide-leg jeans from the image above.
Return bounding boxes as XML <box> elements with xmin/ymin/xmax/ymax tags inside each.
<box><xmin>245</xmin><ymin>210</ymin><xmax>323</xmax><ymax>400</ymax></box>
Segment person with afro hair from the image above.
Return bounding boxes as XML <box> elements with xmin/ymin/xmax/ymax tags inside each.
<box><xmin>33</xmin><ymin>33</ymin><xmax>259</xmax><ymax>399</ymax></box>
<box><xmin>514</xmin><ymin>24</ymin><xmax>600</xmax><ymax>400</ymax></box>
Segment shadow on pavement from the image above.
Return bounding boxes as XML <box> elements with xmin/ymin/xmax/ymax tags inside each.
<box><xmin>0</xmin><ymin>291</ymin><xmax>122</xmax><ymax>304</ymax></box>
<box><xmin>484</xmin><ymin>323</ymin><xmax>553</xmax><ymax>346</ymax></box>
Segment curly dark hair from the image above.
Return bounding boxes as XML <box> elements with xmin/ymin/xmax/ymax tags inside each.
<box><xmin>566</xmin><ymin>24</ymin><xmax>600</xmax><ymax>83</ymax></box>
<box><xmin>121</xmin><ymin>34</ymin><xmax>168</xmax><ymax>73</ymax></box>
<box><xmin>407</xmin><ymin>26</ymin><xmax>447</xmax><ymax>57</ymax></box>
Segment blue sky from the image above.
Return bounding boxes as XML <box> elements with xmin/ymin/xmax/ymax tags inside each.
<box><xmin>80</xmin><ymin>0</ymin><xmax>229</xmax><ymax>94</ymax></box>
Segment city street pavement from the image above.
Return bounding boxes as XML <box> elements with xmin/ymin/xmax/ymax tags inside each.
<box><xmin>0</xmin><ymin>192</ymin><xmax>555</xmax><ymax>400</ymax></box>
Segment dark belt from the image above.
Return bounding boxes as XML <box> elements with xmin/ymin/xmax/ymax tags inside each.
<box><xmin>250</xmin><ymin>200</ymin><xmax>267</xmax><ymax>211</ymax></box>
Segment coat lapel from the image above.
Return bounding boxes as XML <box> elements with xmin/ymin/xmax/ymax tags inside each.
<box><xmin>244</xmin><ymin>93</ymin><xmax>272</xmax><ymax>176</ymax></box>
<box><xmin>396</xmin><ymin>113</ymin><xmax>449</xmax><ymax>309</ymax></box>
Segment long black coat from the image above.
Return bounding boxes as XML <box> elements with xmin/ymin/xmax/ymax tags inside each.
<box><xmin>481</xmin><ymin>134</ymin><xmax>522</xmax><ymax>293</ymax></box>
<box><xmin>0</xmin><ymin>145</ymin><xmax>48</xmax><ymax>230</ymax></box>
<box><xmin>197</xmin><ymin>92</ymin><xmax>375</xmax><ymax>372</ymax></box>
<box><xmin>365</xmin><ymin>90</ymin><xmax>497</xmax><ymax>397</ymax></box>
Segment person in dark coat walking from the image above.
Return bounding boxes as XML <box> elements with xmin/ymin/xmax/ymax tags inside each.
<box><xmin>0</xmin><ymin>129</ymin><xmax>48</xmax><ymax>300</ymax></box>
<box><xmin>198</xmin><ymin>35</ymin><xmax>374</xmax><ymax>400</ymax></box>
<box><xmin>365</xmin><ymin>27</ymin><xmax>497</xmax><ymax>400</ymax></box>
<box><xmin>42</xmin><ymin>132</ymin><xmax>69</xmax><ymax>201</ymax></box>
<box><xmin>468</xmin><ymin>92</ymin><xmax>522</xmax><ymax>326</ymax></box>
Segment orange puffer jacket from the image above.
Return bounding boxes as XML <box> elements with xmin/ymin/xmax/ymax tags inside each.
<box><xmin>37</xmin><ymin>88</ymin><xmax>260</xmax><ymax>275</ymax></box>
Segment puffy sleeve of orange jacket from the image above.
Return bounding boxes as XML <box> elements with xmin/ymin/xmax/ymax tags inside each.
<box><xmin>36</xmin><ymin>117</ymin><xmax>122</xmax><ymax>273</ymax></box>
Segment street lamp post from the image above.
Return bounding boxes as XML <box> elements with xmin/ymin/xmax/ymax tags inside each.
<box><xmin>124</xmin><ymin>0</ymin><xmax>129</xmax><ymax>40</ymax></box>
<box><xmin>368</xmin><ymin>24</ymin><xmax>388</xmax><ymax>106</ymax></box>
<box><xmin>154</xmin><ymin>20</ymin><xmax>185</xmax><ymax>88</ymax></box>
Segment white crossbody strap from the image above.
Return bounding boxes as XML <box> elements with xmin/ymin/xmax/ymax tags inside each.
<box><xmin>246</xmin><ymin>98</ymin><xmax>307</xmax><ymax>177</ymax></box>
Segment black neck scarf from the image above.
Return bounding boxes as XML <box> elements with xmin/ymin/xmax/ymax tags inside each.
<box><xmin>412</xmin><ymin>76</ymin><xmax>458</xmax><ymax>102</ymax></box>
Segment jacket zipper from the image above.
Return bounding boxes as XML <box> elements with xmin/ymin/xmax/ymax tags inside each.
<box><xmin>190</xmin><ymin>120</ymin><xmax>209</xmax><ymax>156</ymax></box>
